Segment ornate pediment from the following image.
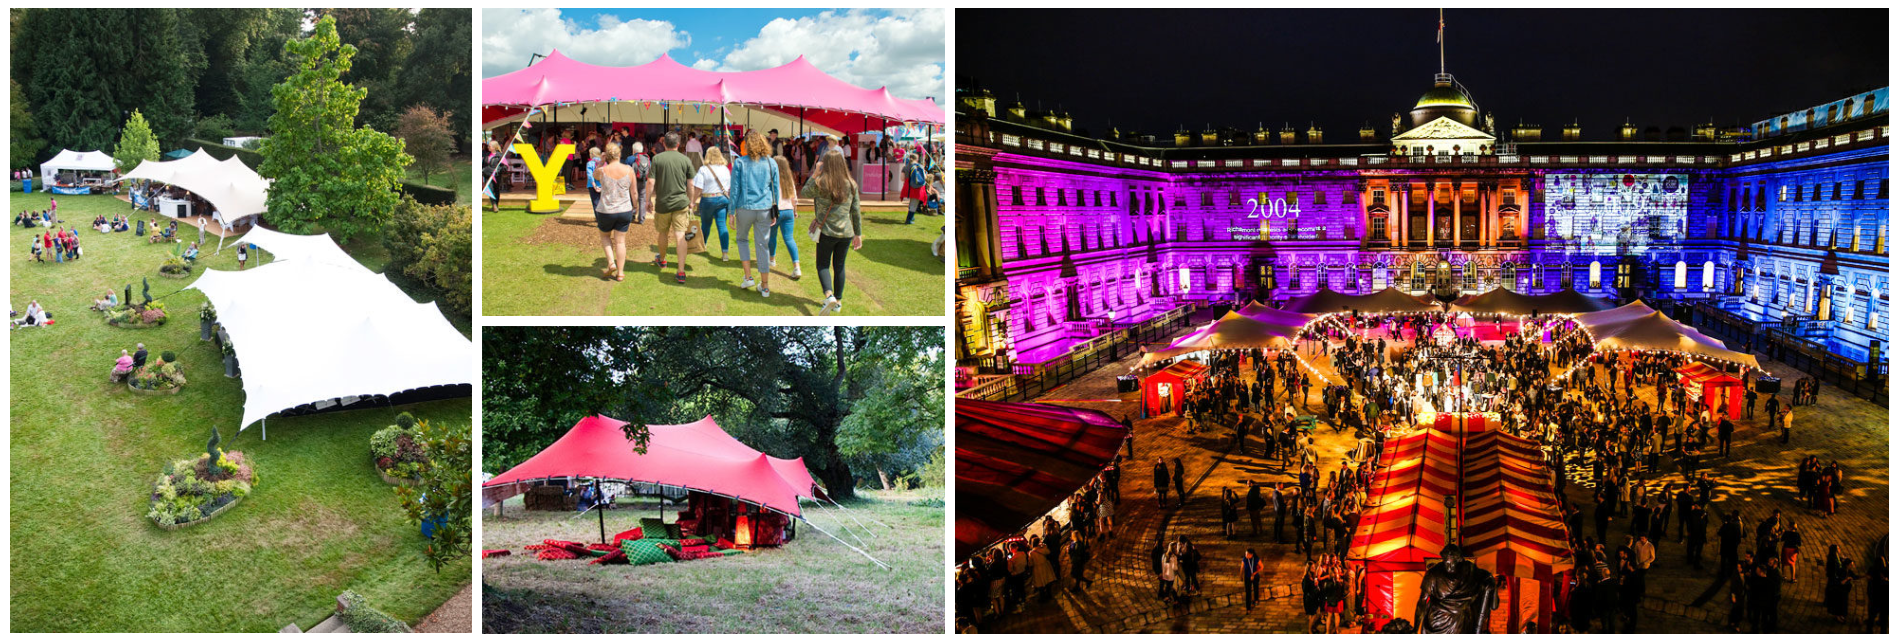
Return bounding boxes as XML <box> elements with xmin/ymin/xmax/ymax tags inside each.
<box><xmin>1392</xmin><ymin>116</ymin><xmax>1496</xmax><ymax>142</ymax></box>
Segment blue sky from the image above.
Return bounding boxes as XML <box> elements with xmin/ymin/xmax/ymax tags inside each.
<box><xmin>481</xmin><ymin>8</ymin><xmax>944</xmax><ymax>102</ymax></box>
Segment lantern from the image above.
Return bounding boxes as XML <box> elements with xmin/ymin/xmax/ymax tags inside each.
<box><xmin>734</xmin><ymin>514</ymin><xmax>753</xmax><ymax>548</ymax></box>
<box><xmin>1179</xmin><ymin>267</ymin><xmax>1192</xmax><ymax>293</ymax></box>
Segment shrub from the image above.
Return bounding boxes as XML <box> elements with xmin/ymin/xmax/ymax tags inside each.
<box><xmin>370</xmin><ymin>420</ymin><xmax>429</xmax><ymax>479</ymax></box>
<box><xmin>159</xmin><ymin>257</ymin><xmax>191</xmax><ymax>274</ymax></box>
<box><xmin>199</xmin><ymin>302</ymin><xmax>216</xmax><ymax>321</ymax></box>
<box><xmin>337</xmin><ymin>590</ymin><xmax>412</xmax><ymax>633</ymax></box>
<box><xmin>383</xmin><ymin>196</ymin><xmax>471</xmax><ymax>314</ymax></box>
<box><xmin>132</xmin><ymin>360</ymin><xmax>187</xmax><ymax>390</ymax></box>
<box><xmin>196</xmin><ymin>114</ymin><xmax>236</xmax><ymax>141</ymax></box>
<box><xmin>160</xmin><ymin>351</ymin><xmax>176</xmax><ymax>364</ymax></box>
<box><xmin>140</xmin><ymin>309</ymin><xmax>168</xmax><ymax>325</ymax></box>
<box><xmin>396</xmin><ymin>412</ymin><xmax>417</xmax><ymax>429</ymax></box>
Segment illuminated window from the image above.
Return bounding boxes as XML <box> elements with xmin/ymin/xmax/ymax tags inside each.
<box><xmin>1673</xmin><ymin>261</ymin><xmax>1687</xmax><ymax>290</ymax></box>
<box><xmin>1779</xmin><ymin>185</ymin><xmax>1788</xmax><ymax>202</ymax></box>
<box><xmin>1702</xmin><ymin>262</ymin><xmax>1715</xmax><ymax>291</ymax></box>
<box><xmin>1371</xmin><ymin>217</ymin><xmax>1387</xmax><ymax>240</ymax></box>
<box><xmin>1588</xmin><ymin>261</ymin><xmax>1602</xmax><ymax>287</ymax></box>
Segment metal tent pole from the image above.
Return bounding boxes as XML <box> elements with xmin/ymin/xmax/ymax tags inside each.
<box><xmin>597</xmin><ymin>482</ymin><xmax>607</xmax><ymax>544</ymax></box>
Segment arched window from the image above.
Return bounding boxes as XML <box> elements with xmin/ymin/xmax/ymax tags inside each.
<box><xmin>1701</xmin><ymin>262</ymin><xmax>1715</xmax><ymax>291</ymax></box>
<box><xmin>1674</xmin><ymin>261</ymin><xmax>1688</xmax><ymax>290</ymax></box>
<box><xmin>1588</xmin><ymin>261</ymin><xmax>1602</xmax><ymax>288</ymax></box>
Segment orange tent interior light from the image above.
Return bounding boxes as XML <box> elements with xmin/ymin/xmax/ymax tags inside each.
<box><xmin>735</xmin><ymin>515</ymin><xmax>753</xmax><ymax>548</ymax></box>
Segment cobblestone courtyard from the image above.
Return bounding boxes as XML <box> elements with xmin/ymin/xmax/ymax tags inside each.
<box><xmin>976</xmin><ymin>313</ymin><xmax>1885</xmax><ymax>634</ymax></box>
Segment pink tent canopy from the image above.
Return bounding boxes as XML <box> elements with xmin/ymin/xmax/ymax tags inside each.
<box><xmin>482</xmin><ymin>50</ymin><xmax>943</xmax><ymax>131</ymax></box>
<box><xmin>481</xmin><ymin>414</ymin><xmax>819</xmax><ymax>516</ymax></box>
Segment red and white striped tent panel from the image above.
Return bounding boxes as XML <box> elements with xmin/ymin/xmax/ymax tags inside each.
<box><xmin>1459</xmin><ymin>429</ymin><xmax>1575</xmax><ymax>581</ymax></box>
<box><xmin>1348</xmin><ymin>427</ymin><xmax>1461</xmax><ymax>567</ymax></box>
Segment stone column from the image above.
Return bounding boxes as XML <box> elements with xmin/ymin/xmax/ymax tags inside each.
<box><xmin>1427</xmin><ymin>182</ymin><xmax>1437</xmax><ymax>246</ymax></box>
<box><xmin>1452</xmin><ymin>180</ymin><xmax>1463</xmax><ymax>247</ymax></box>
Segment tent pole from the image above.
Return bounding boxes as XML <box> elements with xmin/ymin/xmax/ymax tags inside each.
<box><xmin>808</xmin><ymin>497</ymin><xmax>868</xmax><ymax>546</ymax></box>
<box><xmin>598</xmin><ymin>486</ymin><xmax>607</xmax><ymax>545</ymax></box>
<box><xmin>825</xmin><ymin>497</ymin><xmax>878</xmax><ymax>538</ymax></box>
<box><xmin>829</xmin><ymin>497</ymin><xmax>894</xmax><ymax>530</ymax></box>
<box><xmin>261</xmin><ymin>418</ymin><xmax>266</xmax><ymax>441</ymax></box>
<box><xmin>798</xmin><ymin>514</ymin><xmax>890</xmax><ymax>570</ymax></box>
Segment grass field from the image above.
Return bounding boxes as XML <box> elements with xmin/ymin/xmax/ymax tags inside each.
<box><xmin>480</xmin><ymin>202</ymin><xmax>946</xmax><ymax>316</ymax></box>
<box><xmin>481</xmin><ymin>489</ymin><xmax>945</xmax><ymax>634</ymax></box>
<box><xmin>8</xmin><ymin>192</ymin><xmax>471</xmax><ymax>632</ymax></box>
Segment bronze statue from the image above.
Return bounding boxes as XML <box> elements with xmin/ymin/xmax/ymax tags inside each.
<box><xmin>1412</xmin><ymin>544</ymin><xmax>1498</xmax><ymax>633</ymax></box>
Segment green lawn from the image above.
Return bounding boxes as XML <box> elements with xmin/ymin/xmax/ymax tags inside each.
<box><xmin>408</xmin><ymin>161</ymin><xmax>472</xmax><ymax>205</ymax></box>
<box><xmin>480</xmin><ymin>203</ymin><xmax>946</xmax><ymax>316</ymax></box>
<box><xmin>481</xmin><ymin>489</ymin><xmax>944</xmax><ymax>633</ymax></box>
<box><xmin>8</xmin><ymin>192</ymin><xmax>471</xmax><ymax>632</ymax></box>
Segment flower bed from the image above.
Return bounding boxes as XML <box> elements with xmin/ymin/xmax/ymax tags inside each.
<box><xmin>148</xmin><ymin>450</ymin><xmax>256</xmax><ymax>530</ymax></box>
<box><xmin>370</xmin><ymin>413</ymin><xmax>429</xmax><ymax>484</ymax></box>
<box><xmin>127</xmin><ymin>353</ymin><xmax>186</xmax><ymax>394</ymax></box>
<box><xmin>106</xmin><ymin>301</ymin><xmax>168</xmax><ymax>329</ymax></box>
<box><xmin>157</xmin><ymin>257</ymin><xmax>193</xmax><ymax>278</ymax></box>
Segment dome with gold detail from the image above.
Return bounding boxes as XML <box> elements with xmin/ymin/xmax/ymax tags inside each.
<box><xmin>1410</xmin><ymin>76</ymin><xmax>1479</xmax><ymax>129</ymax></box>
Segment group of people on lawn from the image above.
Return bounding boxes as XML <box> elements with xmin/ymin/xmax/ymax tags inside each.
<box><xmin>108</xmin><ymin>343</ymin><xmax>151</xmax><ymax>384</ymax></box>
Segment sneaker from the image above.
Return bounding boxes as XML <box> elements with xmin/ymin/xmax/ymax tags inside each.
<box><xmin>791</xmin><ymin>264</ymin><xmax>803</xmax><ymax>280</ymax></box>
<box><xmin>740</xmin><ymin>276</ymin><xmax>756</xmax><ymax>290</ymax></box>
<box><xmin>770</xmin><ymin>257</ymin><xmax>778</xmax><ymax>268</ymax></box>
<box><xmin>719</xmin><ymin>251</ymin><xmax>728</xmax><ymax>262</ymax></box>
<box><xmin>760</xmin><ymin>287</ymin><xmax>771</xmax><ymax>298</ymax></box>
<box><xmin>819</xmin><ymin>296</ymin><xmax>839</xmax><ymax>316</ymax></box>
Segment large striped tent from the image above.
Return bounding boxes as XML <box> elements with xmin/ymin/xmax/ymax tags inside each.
<box><xmin>1348</xmin><ymin>414</ymin><xmax>1574</xmax><ymax>633</ymax></box>
<box><xmin>955</xmin><ymin>399</ymin><xmax>1128</xmax><ymax>563</ymax></box>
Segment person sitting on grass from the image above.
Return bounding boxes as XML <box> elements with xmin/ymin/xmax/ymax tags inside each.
<box><xmin>110</xmin><ymin>349</ymin><xmax>136</xmax><ymax>383</ymax></box>
<box><xmin>182</xmin><ymin>242</ymin><xmax>199</xmax><ymax>263</ymax></box>
<box><xmin>92</xmin><ymin>290</ymin><xmax>118</xmax><ymax>311</ymax></box>
<box><xmin>15</xmin><ymin>210</ymin><xmax>36</xmax><ymax>228</ymax></box>
<box><xmin>112</xmin><ymin>214</ymin><xmax>129</xmax><ymax>232</ymax></box>
<box><xmin>13</xmin><ymin>300</ymin><xmax>49</xmax><ymax>328</ymax></box>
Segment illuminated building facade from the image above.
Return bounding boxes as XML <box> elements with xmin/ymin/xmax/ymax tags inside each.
<box><xmin>954</xmin><ymin>75</ymin><xmax>1889</xmax><ymax>380</ymax></box>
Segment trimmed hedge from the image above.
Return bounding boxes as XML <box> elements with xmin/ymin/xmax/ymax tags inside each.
<box><xmin>181</xmin><ymin>138</ymin><xmax>263</xmax><ymax>169</ymax></box>
<box><xmin>400</xmin><ymin>181</ymin><xmax>456</xmax><ymax>206</ymax></box>
<box><xmin>183</xmin><ymin>137</ymin><xmax>453</xmax><ymax>205</ymax></box>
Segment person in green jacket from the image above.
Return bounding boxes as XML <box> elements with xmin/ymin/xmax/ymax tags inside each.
<box><xmin>802</xmin><ymin>148</ymin><xmax>862</xmax><ymax>316</ymax></box>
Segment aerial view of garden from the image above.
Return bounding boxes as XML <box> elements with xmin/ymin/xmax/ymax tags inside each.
<box><xmin>9</xmin><ymin>9</ymin><xmax>474</xmax><ymax>632</ymax></box>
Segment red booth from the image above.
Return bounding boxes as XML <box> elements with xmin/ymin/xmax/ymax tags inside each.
<box><xmin>1676</xmin><ymin>362</ymin><xmax>1743</xmax><ymax>420</ymax></box>
<box><xmin>1141</xmin><ymin>359</ymin><xmax>1208</xmax><ymax>416</ymax></box>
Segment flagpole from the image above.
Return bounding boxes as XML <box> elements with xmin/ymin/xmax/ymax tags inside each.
<box><xmin>1438</xmin><ymin>8</ymin><xmax>1445</xmax><ymax>75</ymax></box>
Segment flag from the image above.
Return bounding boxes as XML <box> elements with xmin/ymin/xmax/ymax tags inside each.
<box><xmin>1437</xmin><ymin>13</ymin><xmax>1444</xmax><ymax>43</ymax></box>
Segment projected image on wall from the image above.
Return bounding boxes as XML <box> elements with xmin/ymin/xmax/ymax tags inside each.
<box><xmin>1543</xmin><ymin>173</ymin><xmax>1689</xmax><ymax>254</ymax></box>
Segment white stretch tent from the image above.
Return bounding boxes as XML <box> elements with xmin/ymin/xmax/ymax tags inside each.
<box><xmin>121</xmin><ymin>149</ymin><xmax>270</xmax><ymax>225</ymax></box>
<box><xmin>40</xmin><ymin>149</ymin><xmax>116</xmax><ymax>183</ymax></box>
<box><xmin>185</xmin><ymin>230</ymin><xmax>472</xmax><ymax>434</ymax></box>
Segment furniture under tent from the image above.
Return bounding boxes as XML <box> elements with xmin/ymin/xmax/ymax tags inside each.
<box><xmin>120</xmin><ymin>149</ymin><xmax>269</xmax><ymax>234</ymax></box>
<box><xmin>1140</xmin><ymin>359</ymin><xmax>1208</xmax><ymax>417</ymax></box>
<box><xmin>39</xmin><ymin>149</ymin><xmax>117</xmax><ymax>194</ymax></box>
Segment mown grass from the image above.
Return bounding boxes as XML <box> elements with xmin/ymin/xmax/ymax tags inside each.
<box><xmin>8</xmin><ymin>192</ymin><xmax>471</xmax><ymax>632</ymax></box>
<box><xmin>408</xmin><ymin>162</ymin><xmax>472</xmax><ymax>205</ymax></box>
<box><xmin>479</xmin><ymin>202</ymin><xmax>946</xmax><ymax>317</ymax></box>
<box><xmin>481</xmin><ymin>489</ymin><xmax>945</xmax><ymax>634</ymax></box>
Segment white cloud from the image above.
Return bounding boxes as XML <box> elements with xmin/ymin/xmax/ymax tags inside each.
<box><xmin>482</xmin><ymin>8</ymin><xmax>944</xmax><ymax>103</ymax></box>
<box><xmin>481</xmin><ymin>9</ymin><xmax>689</xmax><ymax>78</ymax></box>
<box><xmin>718</xmin><ymin>9</ymin><xmax>944</xmax><ymax>102</ymax></box>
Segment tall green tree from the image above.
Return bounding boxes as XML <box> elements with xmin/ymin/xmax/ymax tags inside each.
<box><xmin>480</xmin><ymin>327</ymin><xmax>646</xmax><ymax>474</ymax></box>
<box><xmin>228</xmin><ymin>9</ymin><xmax>304</xmax><ymax>133</ymax></box>
<box><xmin>12</xmin><ymin>9</ymin><xmax>199</xmax><ymax>151</ymax></box>
<box><xmin>10</xmin><ymin>79</ymin><xmax>46</xmax><ymax>170</ymax></box>
<box><xmin>112</xmin><ymin>110</ymin><xmax>161</xmax><ymax>172</ymax></box>
<box><xmin>396</xmin><ymin>8</ymin><xmax>471</xmax><ymax>131</ymax></box>
<box><xmin>317</xmin><ymin>8</ymin><xmax>415</xmax><ymax>131</ymax></box>
<box><xmin>258</xmin><ymin>14</ymin><xmax>412</xmax><ymax>241</ymax></box>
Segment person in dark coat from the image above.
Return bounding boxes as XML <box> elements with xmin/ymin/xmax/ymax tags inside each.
<box><xmin>1826</xmin><ymin>545</ymin><xmax>1858</xmax><ymax>622</ymax></box>
<box><xmin>1171</xmin><ymin>458</ymin><xmax>1186</xmax><ymax>505</ymax></box>
<box><xmin>1246</xmin><ymin>483</ymin><xmax>1266</xmax><ymax>537</ymax></box>
<box><xmin>1153</xmin><ymin>458</ymin><xmax>1170</xmax><ymax>508</ymax></box>
<box><xmin>1719</xmin><ymin>513</ymin><xmax>1745</xmax><ymax>577</ymax></box>
<box><xmin>1686</xmin><ymin>504</ymin><xmax>1709</xmax><ymax>568</ymax></box>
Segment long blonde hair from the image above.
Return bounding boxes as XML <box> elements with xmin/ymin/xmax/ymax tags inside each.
<box><xmin>774</xmin><ymin>155</ymin><xmax>795</xmax><ymax>200</ymax></box>
<box><xmin>744</xmin><ymin>130</ymin><xmax>770</xmax><ymax>160</ymax></box>
<box><xmin>814</xmin><ymin>148</ymin><xmax>855</xmax><ymax>202</ymax></box>
<box><xmin>704</xmin><ymin>146</ymin><xmax>727</xmax><ymax>166</ymax></box>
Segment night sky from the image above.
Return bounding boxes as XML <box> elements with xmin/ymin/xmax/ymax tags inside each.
<box><xmin>958</xmin><ymin>9</ymin><xmax>1889</xmax><ymax>140</ymax></box>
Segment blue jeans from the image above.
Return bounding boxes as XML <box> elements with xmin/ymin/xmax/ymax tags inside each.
<box><xmin>766</xmin><ymin>207</ymin><xmax>800</xmax><ymax>263</ymax></box>
<box><xmin>697</xmin><ymin>195</ymin><xmax>729</xmax><ymax>253</ymax></box>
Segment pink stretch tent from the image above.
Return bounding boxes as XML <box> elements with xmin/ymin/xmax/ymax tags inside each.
<box><xmin>482</xmin><ymin>51</ymin><xmax>943</xmax><ymax>132</ymax></box>
<box><xmin>481</xmin><ymin>414</ymin><xmax>820</xmax><ymax>517</ymax></box>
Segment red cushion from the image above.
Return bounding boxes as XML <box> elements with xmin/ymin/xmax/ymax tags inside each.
<box><xmin>713</xmin><ymin>539</ymin><xmax>736</xmax><ymax>550</ymax></box>
<box><xmin>679</xmin><ymin>538</ymin><xmax>708</xmax><ymax>547</ymax></box>
<box><xmin>589</xmin><ymin>548</ymin><xmax>628</xmax><ymax>565</ymax></box>
<box><xmin>544</xmin><ymin>539</ymin><xmax>588</xmax><ymax>554</ymax></box>
<box><xmin>612</xmin><ymin>528</ymin><xmax>645</xmax><ymax>542</ymax></box>
<box><xmin>481</xmin><ymin>549</ymin><xmax>512</xmax><ymax>558</ymax></box>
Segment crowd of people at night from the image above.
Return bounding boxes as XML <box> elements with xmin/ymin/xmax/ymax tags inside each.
<box><xmin>956</xmin><ymin>308</ymin><xmax>1888</xmax><ymax>634</ymax></box>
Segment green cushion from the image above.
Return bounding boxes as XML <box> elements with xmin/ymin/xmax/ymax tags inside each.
<box><xmin>639</xmin><ymin>517</ymin><xmax>670</xmax><ymax>539</ymax></box>
<box><xmin>621</xmin><ymin>538</ymin><xmax>674</xmax><ymax>566</ymax></box>
<box><xmin>717</xmin><ymin>548</ymin><xmax>744</xmax><ymax>556</ymax></box>
<box><xmin>665</xmin><ymin>523</ymin><xmax>683</xmax><ymax>539</ymax></box>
